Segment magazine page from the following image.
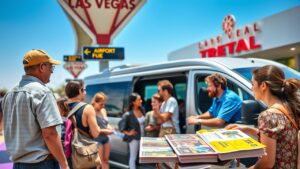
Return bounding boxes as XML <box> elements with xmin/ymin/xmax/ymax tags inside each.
<box><xmin>197</xmin><ymin>129</ymin><xmax>265</xmax><ymax>153</ymax></box>
<box><xmin>139</xmin><ymin>137</ymin><xmax>177</xmax><ymax>163</ymax></box>
<box><xmin>165</xmin><ymin>134</ymin><xmax>216</xmax><ymax>156</ymax></box>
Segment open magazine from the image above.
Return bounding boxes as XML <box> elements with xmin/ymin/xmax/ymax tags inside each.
<box><xmin>165</xmin><ymin>134</ymin><xmax>218</xmax><ymax>163</ymax></box>
<box><xmin>197</xmin><ymin>129</ymin><xmax>266</xmax><ymax>160</ymax></box>
<box><xmin>139</xmin><ymin>137</ymin><xmax>177</xmax><ymax>163</ymax></box>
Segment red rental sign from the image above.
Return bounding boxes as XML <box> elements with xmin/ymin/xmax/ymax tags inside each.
<box><xmin>58</xmin><ymin>0</ymin><xmax>146</xmax><ymax>45</ymax></box>
<box><xmin>198</xmin><ymin>15</ymin><xmax>262</xmax><ymax>58</ymax></box>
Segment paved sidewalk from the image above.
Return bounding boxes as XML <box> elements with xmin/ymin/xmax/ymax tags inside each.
<box><xmin>0</xmin><ymin>134</ymin><xmax>13</xmax><ymax>169</ymax></box>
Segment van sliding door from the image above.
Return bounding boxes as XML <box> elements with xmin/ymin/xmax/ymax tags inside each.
<box><xmin>133</xmin><ymin>73</ymin><xmax>188</xmax><ymax>134</ymax></box>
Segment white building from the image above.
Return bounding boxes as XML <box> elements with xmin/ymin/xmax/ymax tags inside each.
<box><xmin>169</xmin><ymin>5</ymin><xmax>300</xmax><ymax>71</ymax></box>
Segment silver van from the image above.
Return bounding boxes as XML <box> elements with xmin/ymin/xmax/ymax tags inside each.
<box><xmin>84</xmin><ymin>57</ymin><xmax>300</xmax><ymax>168</ymax></box>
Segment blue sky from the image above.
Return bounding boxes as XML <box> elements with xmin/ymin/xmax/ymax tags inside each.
<box><xmin>0</xmin><ymin>0</ymin><xmax>300</xmax><ymax>90</ymax></box>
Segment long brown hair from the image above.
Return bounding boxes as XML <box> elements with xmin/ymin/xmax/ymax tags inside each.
<box><xmin>252</xmin><ymin>65</ymin><xmax>300</xmax><ymax>120</ymax></box>
<box><xmin>56</xmin><ymin>97</ymin><xmax>69</xmax><ymax>117</ymax></box>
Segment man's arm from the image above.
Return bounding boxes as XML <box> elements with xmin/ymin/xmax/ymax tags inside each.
<box><xmin>196</xmin><ymin>118</ymin><xmax>225</xmax><ymax>127</ymax></box>
<box><xmin>153</xmin><ymin>110</ymin><xmax>172</xmax><ymax>124</ymax></box>
<box><xmin>198</xmin><ymin>111</ymin><xmax>212</xmax><ymax>119</ymax></box>
<box><xmin>42</xmin><ymin>126</ymin><xmax>69</xmax><ymax>169</ymax></box>
<box><xmin>187</xmin><ymin>112</ymin><xmax>225</xmax><ymax>127</ymax></box>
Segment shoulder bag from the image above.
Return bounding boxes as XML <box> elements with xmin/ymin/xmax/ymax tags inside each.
<box><xmin>68</xmin><ymin>102</ymin><xmax>101</xmax><ymax>169</ymax></box>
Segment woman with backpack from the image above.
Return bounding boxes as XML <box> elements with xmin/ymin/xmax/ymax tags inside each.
<box><xmin>227</xmin><ymin>65</ymin><xmax>300</xmax><ymax>169</ymax></box>
<box><xmin>119</xmin><ymin>93</ymin><xmax>145</xmax><ymax>169</ymax></box>
<box><xmin>91</xmin><ymin>92</ymin><xmax>114</xmax><ymax>169</ymax></box>
<box><xmin>64</xmin><ymin>80</ymin><xmax>114</xmax><ymax>168</ymax></box>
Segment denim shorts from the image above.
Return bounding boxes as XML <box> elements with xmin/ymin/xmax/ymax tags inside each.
<box><xmin>13</xmin><ymin>159</ymin><xmax>59</xmax><ymax>169</ymax></box>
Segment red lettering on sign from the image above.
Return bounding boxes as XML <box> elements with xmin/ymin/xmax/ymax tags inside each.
<box><xmin>236</xmin><ymin>29</ymin><xmax>240</xmax><ymax>38</ymax></box>
<box><xmin>69</xmin><ymin>0</ymin><xmax>136</xmax><ymax>9</ymax></box>
<box><xmin>210</xmin><ymin>38</ymin><xmax>214</xmax><ymax>45</ymax></box>
<box><xmin>226</xmin><ymin>42</ymin><xmax>236</xmax><ymax>55</ymax></box>
<box><xmin>95</xmin><ymin>0</ymin><xmax>104</xmax><ymax>8</ymax></box>
<box><xmin>207</xmin><ymin>48</ymin><xmax>216</xmax><ymax>57</ymax></box>
<box><xmin>204</xmin><ymin>41</ymin><xmax>208</xmax><ymax>47</ymax></box>
<box><xmin>249</xmin><ymin>36</ymin><xmax>261</xmax><ymax>49</ymax></box>
<box><xmin>200</xmin><ymin>50</ymin><xmax>208</xmax><ymax>58</ymax></box>
<box><xmin>217</xmin><ymin>45</ymin><xmax>225</xmax><ymax>57</ymax></box>
<box><xmin>235</xmin><ymin>39</ymin><xmax>249</xmax><ymax>53</ymax></box>
<box><xmin>253</xmin><ymin>23</ymin><xmax>260</xmax><ymax>32</ymax></box>
<box><xmin>68</xmin><ymin>0</ymin><xmax>91</xmax><ymax>8</ymax></box>
<box><xmin>216</xmin><ymin>36</ymin><xmax>221</xmax><ymax>44</ymax></box>
<box><xmin>244</xmin><ymin>26</ymin><xmax>250</xmax><ymax>35</ymax></box>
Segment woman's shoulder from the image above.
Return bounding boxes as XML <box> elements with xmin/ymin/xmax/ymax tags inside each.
<box><xmin>258</xmin><ymin>108</ymin><xmax>288</xmax><ymax>139</ymax></box>
<box><xmin>259</xmin><ymin>108</ymin><xmax>285</xmax><ymax>118</ymax></box>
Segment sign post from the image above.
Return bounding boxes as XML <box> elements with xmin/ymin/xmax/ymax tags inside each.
<box><xmin>58</xmin><ymin>0</ymin><xmax>146</xmax><ymax>72</ymax></box>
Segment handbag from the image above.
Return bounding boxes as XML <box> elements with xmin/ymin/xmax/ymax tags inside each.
<box><xmin>68</xmin><ymin>102</ymin><xmax>101</xmax><ymax>169</ymax></box>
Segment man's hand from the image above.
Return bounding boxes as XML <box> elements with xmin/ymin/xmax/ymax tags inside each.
<box><xmin>145</xmin><ymin>124</ymin><xmax>155</xmax><ymax>132</ymax></box>
<box><xmin>187</xmin><ymin>116</ymin><xmax>201</xmax><ymax>125</ymax></box>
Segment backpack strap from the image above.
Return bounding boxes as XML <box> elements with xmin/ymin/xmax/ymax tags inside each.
<box><xmin>67</xmin><ymin>102</ymin><xmax>87</xmax><ymax>118</ymax></box>
<box><xmin>271</xmin><ymin>103</ymin><xmax>299</xmax><ymax>130</ymax></box>
<box><xmin>67</xmin><ymin>102</ymin><xmax>93</xmax><ymax>138</ymax></box>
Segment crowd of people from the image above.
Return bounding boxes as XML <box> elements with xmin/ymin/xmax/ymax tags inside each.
<box><xmin>0</xmin><ymin>49</ymin><xmax>299</xmax><ymax>169</ymax></box>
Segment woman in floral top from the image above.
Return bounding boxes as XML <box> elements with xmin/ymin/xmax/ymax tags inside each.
<box><xmin>227</xmin><ymin>65</ymin><xmax>300</xmax><ymax>169</ymax></box>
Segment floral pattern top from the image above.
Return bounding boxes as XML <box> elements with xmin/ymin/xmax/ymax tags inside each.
<box><xmin>258</xmin><ymin>110</ymin><xmax>298</xmax><ymax>169</ymax></box>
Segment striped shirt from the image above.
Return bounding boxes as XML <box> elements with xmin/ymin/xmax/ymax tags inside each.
<box><xmin>2</xmin><ymin>75</ymin><xmax>62</xmax><ymax>163</ymax></box>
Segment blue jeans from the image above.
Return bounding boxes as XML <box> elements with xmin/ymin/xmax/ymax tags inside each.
<box><xmin>13</xmin><ymin>159</ymin><xmax>59</xmax><ymax>169</ymax></box>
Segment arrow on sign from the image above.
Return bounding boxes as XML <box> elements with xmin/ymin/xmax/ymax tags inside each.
<box><xmin>84</xmin><ymin>48</ymin><xmax>91</xmax><ymax>55</ymax></box>
<box><xmin>64</xmin><ymin>62</ymin><xmax>87</xmax><ymax>79</ymax></box>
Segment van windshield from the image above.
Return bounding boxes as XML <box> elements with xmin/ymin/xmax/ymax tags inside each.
<box><xmin>234</xmin><ymin>67</ymin><xmax>300</xmax><ymax>81</ymax></box>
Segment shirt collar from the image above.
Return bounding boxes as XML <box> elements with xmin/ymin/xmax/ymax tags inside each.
<box><xmin>21</xmin><ymin>75</ymin><xmax>45</xmax><ymax>86</ymax></box>
<box><xmin>216</xmin><ymin>88</ymin><xmax>228</xmax><ymax>102</ymax></box>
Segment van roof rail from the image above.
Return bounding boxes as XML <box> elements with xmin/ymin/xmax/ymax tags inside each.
<box><xmin>108</xmin><ymin>64</ymin><xmax>142</xmax><ymax>72</ymax></box>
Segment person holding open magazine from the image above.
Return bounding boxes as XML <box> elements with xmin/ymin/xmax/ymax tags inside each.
<box><xmin>226</xmin><ymin>65</ymin><xmax>300</xmax><ymax>169</ymax></box>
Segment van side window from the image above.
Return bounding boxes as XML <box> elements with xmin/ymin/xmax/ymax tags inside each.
<box><xmin>85</xmin><ymin>82</ymin><xmax>131</xmax><ymax>117</ymax></box>
<box><xmin>226</xmin><ymin>80</ymin><xmax>253</xmax><ymax>100</ymax></box>
<box><xmin>195</xmin><ymin>75</ymin><xmax>254</xmax><ymax>114</ymax></box>
<box><xmin>195</xmin><ymin>76</ymin><xmax>212</xmax><ymax>113</ymax></box>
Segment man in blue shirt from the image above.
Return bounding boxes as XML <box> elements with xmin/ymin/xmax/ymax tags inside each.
<box><xmin>187</xmin><ymin>73</ymin><xmax>242</xmax><ymax>127</ymax></box>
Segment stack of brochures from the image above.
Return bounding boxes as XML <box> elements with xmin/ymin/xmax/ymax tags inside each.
<box><xmin>197</xmin><ymin>129</ymin><xmax>266</xmax><ymax>160</ymax></box>
<box><xmin>139</xmin><ymin>137</ymin><xmax>177</xmax><ymax>163</ymax></box>
<box><xmin>165</xmin><ymin>134</ymin><xmax>218</xmax><ymax>163</ymax></box>
<box><xmin>139</xmin><ymin>129</ymin><xmax>266</xmax><ymax>164</ymax></box>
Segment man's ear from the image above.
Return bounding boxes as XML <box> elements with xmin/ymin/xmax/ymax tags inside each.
<box><xmin>37</xmin><ymin>63</ymin><xmax>43</xmax><ymax>71</ymax></box>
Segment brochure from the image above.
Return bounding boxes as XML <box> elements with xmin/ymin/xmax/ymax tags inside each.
<box><xmin>139</xmin><ymin>137</ymin><xmax>177</xmax><ymax>163</ymax></box>
<box><xmin>197</xmin><ymin>129</ymin><xmax>266</xmax><ymax>160</ymax></box>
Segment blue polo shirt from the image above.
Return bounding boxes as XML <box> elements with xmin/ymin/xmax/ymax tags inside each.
<box><xmin>208</xmin><ymin>89</ymin><xmax>242</xmax><ymax>123</ymax></box>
